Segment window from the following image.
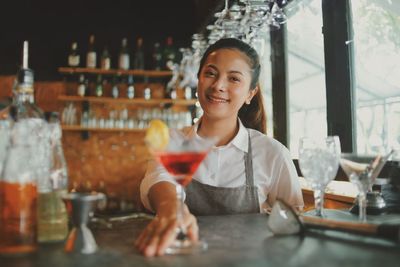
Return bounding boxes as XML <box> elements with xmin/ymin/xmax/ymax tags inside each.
<box><xmin>352</xmin><ymin>0</ymin><xmax>400</xmax><ymax>155</ymax></box>
<box><xmin>287</xmin><ymin>0</ymin><xmax>327</xmax><ymax>157</ymax></box>
<box><xmin>258</xmin><ymin>36</ymin><xmax>274</xmax><ymax>137</ymax></box>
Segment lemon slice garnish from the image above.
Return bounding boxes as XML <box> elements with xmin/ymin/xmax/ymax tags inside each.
<box><xmin>145</xmin><ymin>119</ymin><xmax>169</xmax><ymax>150</ymax></box>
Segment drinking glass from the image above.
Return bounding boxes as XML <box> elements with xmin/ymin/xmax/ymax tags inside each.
<box><xmin>340</xmin><ymin>158</ymin><xmax>370</xmax><ymax>222</ymax></box>
<box><xmin>298</xmin><ymin>136</ymin><xmax>341</xmax><ymax>217</ymax></box>
<box><xmin>150</xmin><ymin>129</ymin><xmax>218</xmax><ymax>255</ymax></box>
<box><xmin>340</xmin><ymin>150</ymin><xmax>394</xmax><ymax>222</ymax></box>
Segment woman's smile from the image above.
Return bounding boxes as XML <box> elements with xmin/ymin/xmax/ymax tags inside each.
<box><xmin>206</xmin><ymin>94</ymin><xmax>230</xmax><ymax>103</ymax></box>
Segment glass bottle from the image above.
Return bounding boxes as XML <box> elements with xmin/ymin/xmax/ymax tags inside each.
<box><xmin>133</xmin><ymin>37</ymin><xmax>145</xmax><ymax>70</ymax></box>
<box><xmin>86</xmin><ymin>35</ymin><xmax>97</xmax><ymax>68</ymax></box>
<box><xmin>37</xmin><ymin>112</ymin><xmax>68</xmax><ymax>243</ymax></box>
<box><xmin>0</xmin><ymin>122</ymin><xmax>40</xmax><ymax>254</ymax></box>
<box><xmin>95</xmin><ymin>75</ymin><xmax>103</xmax><ymax>97</ymax></box>
<box><xmin>152</xmin><ymin>42</ymin><xmax>162</xmax><ymax>70</ymax></box>
<box><xmin>111</xmin><ymin>76</ymin><xmax>120</xmax><ymax>99</ymax></box>
<box><xmin>163</xmin><ymin>36</ymin><xmax>177</xmax><ymax>70</ymax></box>
<box><xmin>68</xmin><ymin>42</ymin><xmax>80</xmax><ymax>67</ymax></box>
<box><xmin>100</xmin><ymin>46</ymin><xmax>111</xmax><ymax>70</ymax></box>
<box><xmin>0</xmin><ymin>41</ymin><xmax>45</xmax><ymax>255</ymax></box>
<box><xmin>77</xmin><ymin>74</ymin><xmax>86</xmax><ymax>97</ymax></box>
<box><xmin>118</xmin><ymin>38</ymin><xmax>130</xmax><ymax>70</ymax></box>
<box><xmin>127</xmin><ymin>75</ymin><xmax>135</xmax><ymax>99</ymax></box>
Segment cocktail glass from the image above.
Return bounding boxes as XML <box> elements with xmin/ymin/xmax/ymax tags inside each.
<box><xmin>340</xmin><ymin>150</ymin><xmax>394</xmax><ymax>222</ymax></box>
<box><xmin>151</xmin><ymin>129</ymin><xmax>217</xmax><ymax>255</ymax></box>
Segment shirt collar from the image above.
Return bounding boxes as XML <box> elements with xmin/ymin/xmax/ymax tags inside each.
<box><xmin>231</xmin><ymin>119</ymin><xmax>249</xmax><ymax>153</ymax></box>
<box><xmin>192</xmin><ymin>117</ymin><xmax>249</xmax><ymax>153</ymax></box>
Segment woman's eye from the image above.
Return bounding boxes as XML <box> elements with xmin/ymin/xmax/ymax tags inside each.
<box><xmin>204</xmin><ymin>71</ymin><xmax>216</xmax><ymax>77</ymax></box>
<box><xmin>229</xmin><ymin>76</ymin><xmax>241</xmax><ymax>83</ymax></box>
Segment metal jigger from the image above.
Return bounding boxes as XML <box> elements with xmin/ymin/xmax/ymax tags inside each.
<box><xmin>62</xmin><ymin>192</ymin><xmax>105</xmax><ymax>254</ymax></box>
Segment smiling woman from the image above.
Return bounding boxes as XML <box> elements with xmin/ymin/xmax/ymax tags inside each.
<box><xmin>197</xmin><ymin>38</ymin><xmax>266</xmax><ymax>134</ymax></box>
<box><xmin>137</xmin><ymin>38</ymin><xmax>303</xmax><ymax>257</ymax></box>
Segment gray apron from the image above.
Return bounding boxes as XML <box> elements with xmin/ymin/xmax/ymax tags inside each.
<box><xmin>185</xmin><ymin>130</ymin><xmax>260</xmax><ymax>216</ymax></box>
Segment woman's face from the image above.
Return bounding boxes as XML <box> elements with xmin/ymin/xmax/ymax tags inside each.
<box><xmin>197</xmin><ymin>48</ymin><xmax>257</xmax><ymax>121</ymax></box>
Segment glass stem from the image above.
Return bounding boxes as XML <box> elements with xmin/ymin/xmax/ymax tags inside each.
<box><xmin>358</xmin><ymin>192</ymin><xmax>367</xmax><ymax>223</ymax></box>
<box><xmin>176</xmin><ymin>184</ymin><xmax>187</xmax><ymax>237</ymax></box>
<box><xmin>313</xmin><ymin>188</ymin><xmax>325</xmax><ymax>217</ymax></box>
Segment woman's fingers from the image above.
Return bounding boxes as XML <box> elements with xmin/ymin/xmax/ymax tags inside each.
<box><xmin>135</xmin><ymin>219</ymin><xmax>160</xmax><ymax>252</ymax></box>
<box><xmin>142</xmin><ymin>217</ymin><xmax>174</xmax><ymax>257</ymax></box>
<box><xmin>185</xmin><ymin>214</ymin><xmax>199</xmax><ymax>241</ymax></box>
<box><xmin>156</xmin><ymin>220</ymin><xmax>179</xmax><ymax>256</ymax></box>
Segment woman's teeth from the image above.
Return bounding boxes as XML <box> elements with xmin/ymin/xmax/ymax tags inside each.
<box><xmin>207</xmin><ymin>95</ymin><xmax>228</xmax><ymax>103</ymax></box>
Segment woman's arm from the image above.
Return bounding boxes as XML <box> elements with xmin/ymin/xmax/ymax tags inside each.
<box><xmin>135</xmin><ymin>181</ymin><xmax>199</xmax><ymax>257</ymax></box>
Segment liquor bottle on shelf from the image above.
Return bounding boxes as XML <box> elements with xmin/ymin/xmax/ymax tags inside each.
<box><xmin>95</xmin><ymin>75</ymin><xmax>103</xmax><ymax>97</ymax></box>
<box><xmin>77</xmin><ymin>74</ymin><xmax>86</xmax><ymax>97</ymax></box>
<box><xmin>152</xmin><ymin>42</ymin><xmax>162</xmax><ymax>70</ymax></box>
<box><xmin>133</xmin><ymin>37</ymin><xmax>145</xmax><ymax>70</ymax></box>
<box><xmin>127</xmin><ymin>75</ymin><xmax>135</xmax><ymax>99</ymax></box>
<box><xmin>144</xmin><ymin>87</ymin><xmax>151</xmax><ymax>100</ymax></box>
<box><xmin>163</xmin><ymin>36</ymin><xmax>177</xmax><ymax>70</ymax></box>
<box><xmin>86</xmin><ymin>35</ymin><xmax>97</xmax><ymax>68</ymax></box>
<box><xmin>142</xmin><ymin>76</ymin><xmax>151</xmax><ymax>100</ymax></box>
<box><xmin>84</xmin><ymin>77</ymin><xmax>90</xmax><ymax>97</ymax></box>
<box><xmin>100</xmin><ymin>46</ymin><xmax>111</xmax><ymax>70</ymax></box>
<box><xmin>118</xmin><ymin>38</ymin><xmax>130</xmax><ymax>70</ymax></box>
<box><xmin>111</xmin><ymin>76</ymin><xmax>120</xmax><ymax>99</ymax></box>
<box><xmin>0</xmin><ymin>41</ymin><xmax>46</xmax><ymax>255</ymax></box>
<box><xmin>68</xmin><ymin>42</ymin><xmax>80</xmax><ymax>67</ymax></box>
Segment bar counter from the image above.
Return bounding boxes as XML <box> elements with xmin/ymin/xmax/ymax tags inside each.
<box><xmin>1</xmin><ymin>213</ymin><xmax>400</xmax><ymax>267</ymax></box>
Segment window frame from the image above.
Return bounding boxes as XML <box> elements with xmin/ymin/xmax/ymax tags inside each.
<box><xmin>272</xmin><ymin>0</ymin><xmax>400</xmax><ymax>179</ymax></box>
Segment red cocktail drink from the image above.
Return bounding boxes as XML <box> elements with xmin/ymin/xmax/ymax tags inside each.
<box><xmin>156</xmin><ymin>151</ymin><xmax>207</xmax><ymax>186</ymax></box>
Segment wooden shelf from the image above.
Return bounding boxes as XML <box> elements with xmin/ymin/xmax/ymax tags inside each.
<box><xmin>58</xmin><ymin>67</ymin><xmax>172</xmax><ymax>77</ymax></box>
<box><xmin>58</xmin><ymin>95</ymin><xmax>197</xmax><ymax>106</ymax></box>
<box><xmin>62</xmin><ymin>125</ymin><xmax>146</xmax><ymax>132</ymax></box>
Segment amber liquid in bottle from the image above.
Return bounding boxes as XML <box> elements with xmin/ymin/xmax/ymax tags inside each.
<box><xmin>0</xmin><ymin>181</ymin><xmax>38</xmax><ymax>254</ymax></box>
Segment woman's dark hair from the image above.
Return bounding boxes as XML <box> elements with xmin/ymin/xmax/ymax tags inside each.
<box><xmin>198</xmin><ymin>38</ymin><xmax>267</xmax><ymax>134</ymax></box>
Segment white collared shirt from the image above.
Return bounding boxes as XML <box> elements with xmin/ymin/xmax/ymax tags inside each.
<box><xmin>140</xmin><ymin>119</ymin><xmax>304</xmax><ymax>213</ymax></box>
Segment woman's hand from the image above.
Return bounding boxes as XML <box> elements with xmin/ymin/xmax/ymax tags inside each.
<box><xmin>135</xmin><ymin>202</ymin><xmax>199</xmax><ymax>257</ymax></box>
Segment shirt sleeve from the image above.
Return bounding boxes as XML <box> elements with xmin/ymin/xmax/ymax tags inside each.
<box><xmin>267</xmin><ymin>146</ymin><xmax>304</xmax><ymax>210</ymax></box>
<box><xmin>140</xmin><ymin>158</ymin><xmax>179</xmax><ymax>212</ymax></box>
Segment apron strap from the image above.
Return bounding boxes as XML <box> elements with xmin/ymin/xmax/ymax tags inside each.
<box><xmin>244</xmin><ymin>129</ymin><xmax>254</xmax><ymax>187</ymax></box>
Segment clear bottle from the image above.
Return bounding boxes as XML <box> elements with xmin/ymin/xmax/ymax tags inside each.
<box><xmin>68</xmin><ymin>42</ymin><xmax>80</xmax><ymax>67</ymax></box>
<box><xmin>95</xmin><ymin>75</ymin><xmax>103</xmax><ymax>97</ymax></box>
<box><xmin>77</xmin><ymin>74</ymin><xmax>86</xmax><ymax>97</ymax></box>
<box><xmin>0</xmin><ymin>41</ymin><xmax>46</xmax><ymax>255</ymax></box>
<box><xmin>127</xmin><ymin>75</ymin><xmax>135</xmax><ymax>99</ymax></box>
<box><xmin>0</xmin><ymin>121</ymin><xmax>40</xmax><ymax>254</ymax></box>
<box><xmin>133</xmin><ymin>37</ymin><xmax>145</xmax><ymax>70</ymax></box>
<box><xmin>100</xmin><ymin>46</ymin><xmax>111</xmax><ymax>70</ymax></box>
<box><xmin>37</xmin><ymin>112</ymin><xmax>68</xmax><ymax>243</ymax></box>
<box><xmin>144</xmin><ymin>87</ymin><xmax>151</xmax><ymax>100</ymax></box>
<box><xmin>119</xmin><ymin>38</ymin><xmax>130</xmax><ymax>70</ymax></box>
<box><xmin>86</xmin><ymin>35</ymin><xmax>97</xmax><ymax>68</ymax></box>
<box><xmin>111</xmin><ymin>76</ymin><xmax>120</xmax><ymax>99</ymax></box>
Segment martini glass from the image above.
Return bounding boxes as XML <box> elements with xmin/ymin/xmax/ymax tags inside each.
<box><xmin>152</xmin><ymin>129</ymin><xmax>218</xmax><ymax>255</ymax></box>
<box><xmin>340</xmin><ymin>150</ymin><xmax>394</xmax><ymax>222</ymax></box>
